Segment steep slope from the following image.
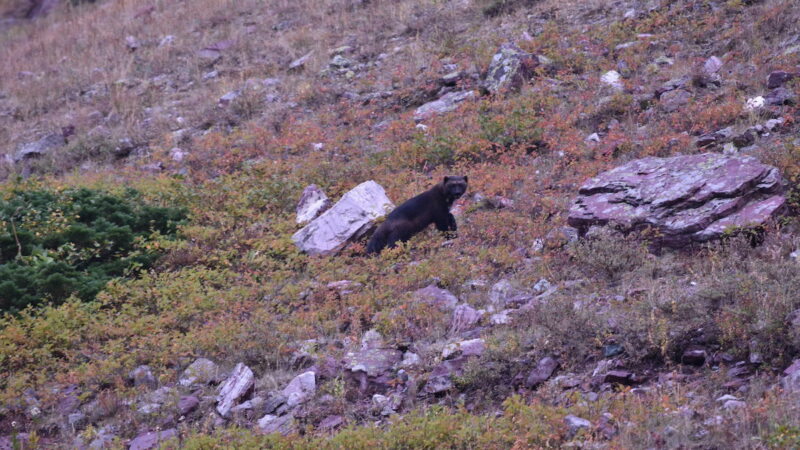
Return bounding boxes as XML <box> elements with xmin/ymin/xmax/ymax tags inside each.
<box><xmin>1</xmin><ymin>0</ymin><xmax>800</xmax><ymax>448</ymax></box>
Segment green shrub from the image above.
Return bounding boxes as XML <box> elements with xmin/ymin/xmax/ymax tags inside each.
<box><xmin>0</xmin><ymin>187</ymin><xmax>186</xmax><ymax>313</ymax></box>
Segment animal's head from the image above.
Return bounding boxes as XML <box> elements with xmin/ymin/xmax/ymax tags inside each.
<box><xmin>442</xmin><ymin>175</ymin><xmax>468</xmax><ymax>202</ymax></box>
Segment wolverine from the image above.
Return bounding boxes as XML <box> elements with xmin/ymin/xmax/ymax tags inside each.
<box><xmin>366</xmin><ymin>176</ymin><xmax>468</xmax><ymax>254</ymax></box>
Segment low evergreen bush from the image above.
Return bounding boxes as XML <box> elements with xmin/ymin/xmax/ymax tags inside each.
<box><xmin>0</xmin><ymin>187</ymin><xmax>186</xmax><ymax>313</ymax></box>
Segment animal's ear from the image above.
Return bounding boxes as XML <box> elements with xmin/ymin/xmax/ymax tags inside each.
<box><xmin>463</xmin><ymin>175</ymin><xmax>468</xmax><ymax>184</ymax></box>
<box><xmin>443</xmin><ymin>176</ymin><xmax>450</xmax><ymax>184</ymax></box>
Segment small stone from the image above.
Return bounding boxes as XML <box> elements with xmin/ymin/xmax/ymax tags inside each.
<box><xmin>413</xmin><ymin>285</ymin><xmax>459</xmax><ymax>309</ymax></box>
<box><xmin>603</xmin><ymin>344</ymin><xmax>624</xmax><ymax>358</ymax></box>
<box><xmin>704</xmin><ymin>56</ymin><xmax>723</xmax><ymax>75</ymax></box>
<box><xmin>180</xmin><ymin>358</ymin><xmax>220</xmax><ymax>387</ymax></box>
<box><xmin>178</xmin><ymin>396</ymin><xmax>199</xmax><ymax>415</ymax></box>
<box><xmin>128</xmin><ymin>429</ymin><xmax>178</xmax><ymax>450</ymax></box>
<box><xmin>767</xmin><ymin>71</ymin><xmax>798</xmax><ymax>89</ymax></box>
<box><xmin>565</xmin><ymin>415</ymin><xmax>592</xmax><ymax>436</ymax></box>
<box><xmin>585</xmin><ymin>133</ymin><xmax>601</xmax><ymax>143</ymax></box>
<box><xmin>289</xmin><ymin>51</ymin><xmax>314</xmax><ymax>71</ymax></box>
<box><xmin>601</xmin><ymin>70</ymin><xmax>624</xmax><ymax>91</ymax></box>
<box><xmin>282</xmin><ymin>371</ymin><xmax>316</xmax><ymax>408</ymax></box>
<box><xmin>318</xmin><ymin>415</ymin><xmax>344</xmax><ymax>430</ymax></box>
<box><xmin>451</xmin><ymin>303</ymin><xmax>483</xmax><ymax>333</ymax></box>
<box><xmin>128</xmin><ymin>365</ymin><xmax>157</xmax><ymax>389</ymax></box>
<box><xmin>525</xmin><ymin>357</ymin><xmax>559</xmax><ymax>388</ymax></box>
<box><xmin>400</xmin><ymin>352</ymin><xmax>421</xmax><ymax>368</ymax></box>
<box><xmin>745</xmin><ymin>96</ymin><xmax>765</xmax><ymax>110</ymax></box>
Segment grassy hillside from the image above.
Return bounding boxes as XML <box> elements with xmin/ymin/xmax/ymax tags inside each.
<box><xmin>1</xmin><ymin>0</ymin><xmax>800</xmax><ymax>448</ymax></box>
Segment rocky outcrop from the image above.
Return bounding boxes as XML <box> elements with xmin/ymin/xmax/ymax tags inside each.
<box><xmin>481</xmin><ymin>43</ymin><xmax>538</xmax><ymax>94</ymax></box>
<box><xmin>568</xmin><ymin>153</ymin><xmax>787</xmax><ymax>248</ymax></box>
<box><xmin>292</xmin><ymin>180</ymin><xmax>394</xmax><ymax>255</ymax></box>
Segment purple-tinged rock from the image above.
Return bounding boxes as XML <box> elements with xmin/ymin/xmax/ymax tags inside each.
<box><xmin>568</xmin><ymin>153</ymin><xmax>787</xmax><ymax>248</ymax></box>
<box><xmin>128</xmin><ymin>428</ymin><xmax>177</xmax><ymax>450</ymax></box>
<box><xmin>413</xmin><ymin>284</ymin><xmax>459</xmax><ymax>309</ymax></box>
<box><xmin>525</xmin><ymin>357</ymin><xmax>559</xmax><ymax>388</ymax></box>
<box><xmin>450</xmin><ymin>303</ymin><xmax>483</xmax><ymax>333</ymax></box>
<box><xmin>767</xmin><ymin>71</ymin><xmax>798</xmax><ymax>89</ymax></box>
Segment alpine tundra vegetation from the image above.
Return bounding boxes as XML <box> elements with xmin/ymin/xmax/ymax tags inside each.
<box><xmin>1</xmin><ymin>0</ymin><xmax>800</xmax><ymax>448</ymax></box>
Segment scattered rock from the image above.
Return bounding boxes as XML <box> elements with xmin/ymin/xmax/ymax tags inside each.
<box><xmin>568</xmin><ymin>153</ymin><xmax>787</xmax><ymax>248</ymax></box>
<box><xmin>766</xmin><ymin>70</ymin><xmax>798</xmax><ymax>89</ymax></box>
<box><xmin>659</xmin><ymin>89</ymin><xmax>691</xmax><ymax>113</ymax></box>
<box><xmin>292</xmin><ymin>181</ymin><xmax>394</xmax><ymax>255</ymax></box>
<box><xmin>344</xmin><ymin>345</ymin><xmax>403</xmax><ymax>394</ymax></box>
<box><xmin>179</xmin><ymin>358</ymin><xmax>221</xmax><ymax>387</ymax></box>
<box><xmin>745</xmin><ymin>96</ymin><xmax>765</xmax><ymax>110</ymax></box>
<box><xmin>14</xmin><ymin>133</ymin><xmax>65</xmax><ymax>162</ymax></box>
<box><xmin>601</xmin><ymin>70</ymin><xmax>624</xmax><ymax>91</ymax></box>
<box><xmin>442</xmin><ymin>338</ymin><xmax>485</xmax><ymax>359</ymax></box>
<box><xmin>330</xmin><ymin>55</ymin><xmax>354</xmax><ymax>69</ymax></box>
<box><xmin>450</xmin><ymin>303</ymin><xmax>483</xmax><ymax>333</ymax></box>
<box><xmin>481</xmin><ymin>43</ymin><xmax>538</xmax><ymax>94</ymax></box>
<box><xmin>412</xmin><ymin>284</ymin><xmax>459</xmax><ymax>309</ymax></box>
<box><xmin>400</xmin><ymin>352</ymin><xmax>421</xmax><ymax>368</ymax></box>
<box><xmin>424</xmin><ymin>357</ymin><xmax>467</xmax><ymax>394</ymax></box>
<box><xmin>178</xmin><ymin>396</ymin><xmax>200</xmax><ymax>415</ymax></box>
<box><xmin>704</xmin><ymin>56</ymin><xmax>724</xmax><ymax>76</ymax></box>
<box><xmin>565</xmin><ymin>415</ymin><xmax>592</xmax><ymax>436</ymax></box>
<box><xmin>256</xmin><ymin>413</ymin><xmax>295</xmax><ymax>435</ymax></box>
<box><xmin>282</xmin><ymin>371</ymin><xmax>316</xmax><ymax>408</ymax></box>
<box><xmin>765</xmin><ymin>87</ymin><xmax>795</xmax><ymax>106</ymax></box>
<box><xmin>414</xmin><ymin>91</ymin><xmax>475</xmax><ymax>122</ymax></box>
<box><xmin>296</xmin><ymin>185</ymin><xmax>332</xmax><ymax>224</ymax></box>
<box><xmin>318</xmin><ymin>415</ymin><xmax>344</xmax><ymax>431</ymax></box>
<box><xmin>128</xmin><ymin>428</ymin><xmax>177</xmax><ymax>450</ymax></box>
<box><xmin>525</xmin><ymin>357</ymin><xmax>559</xmax><ymax>388</ymax></box>
<box><xmin>289</xmin><ymin>51</ymin><xmax>314</xmax><ymax>71</ymax></box>
<box><xmin>216</xmin><ymin>363</ymin><xmax>254</xmax><ymax>418</ymax></box>
<box><xmin>128</xmin><ymin>365</ymin><xmax>157</xmax><ymax>389</ymax></box>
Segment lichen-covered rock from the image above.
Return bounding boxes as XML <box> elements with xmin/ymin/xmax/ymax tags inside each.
<box><xmin>216</xmin><ymin>363</ymin><xmax>254</xmax><ymax>418</ymax></box>
<box><xmin>179</xmin><ymin>358</ymin><xmax>221</xmax><ymax>387</ymax></box>
<box><xmin>568</xmin><ymin>153</ymin><xmax>787</xmax><ymax>248</ymax></box>
<box><xmin>296</xmin><ymin>184</ymin><xmax>331</xmax><ymax>224</ymax></box>
<box><xmin>414</xmin><ymin>91</ymin><xmax>475</xmax><ymax>122</ymax></box>
<box><xmin>344</xmin><ymin>345</ymin><xmax>403</xmax><ymax>395</ymax></box>
<box><xmin>481</xmin><ymin>43</ymin><xmax>538</xmax><ymax>94</ymax></box>
<box><xmin>292</xmin><ymin>181</ymin><xmax>394</xmax><ymax>255</ymax></box>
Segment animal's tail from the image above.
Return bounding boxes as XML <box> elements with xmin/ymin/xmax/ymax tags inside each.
<box><xmin>366</xmin><ymin>226</ymin><xmax>388</xmax><ymax>254</ymax></box>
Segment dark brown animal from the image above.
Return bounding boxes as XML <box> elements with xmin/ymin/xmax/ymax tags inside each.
<box><xmin>366</xmin><ymin>176</ymin><xmax>467</xmax><ymax>254</ymax></box>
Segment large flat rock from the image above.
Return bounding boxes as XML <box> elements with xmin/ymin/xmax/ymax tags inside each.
<box><xmin>292</xmin><ymin>180</ymin><xmax>394</xmax><ymax>255</ymax></box>
<box><xmin>568</xmin><ymin>153</ymin><xmax>787</xmax><ymax>248</ymax></box>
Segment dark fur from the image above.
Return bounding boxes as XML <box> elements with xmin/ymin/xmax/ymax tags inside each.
<box><xmin>366</xmin><ymin>176</ymin><xmax>467</xmax><ymax>254</ymax></box>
